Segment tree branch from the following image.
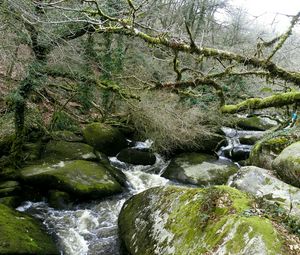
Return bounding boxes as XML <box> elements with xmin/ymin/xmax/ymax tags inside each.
<box><xmin>221</xmin><ymin>92</ymin><xmax>300</xmax><ymax>114</ymax></box>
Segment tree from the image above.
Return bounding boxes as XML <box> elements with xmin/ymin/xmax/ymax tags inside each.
<box><xmin>1</xmin><ymin>0</ymin><xmax>300</xmax><ymax>161</ymax></box>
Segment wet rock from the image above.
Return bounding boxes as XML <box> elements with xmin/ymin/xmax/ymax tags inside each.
<box><xmin>0</xmin><ymin>204</ymin><xmax>59</xmax><ymax>254</ymax></box>
<box><xmin>230</xmin><ymin>166</ymin><xmax>300</xmax><ymax>218</ymax></box>
<box><xmin>223</xmin><ymin>145</ymin><xmax>251</xmax><ymax>161</ymax></box>
<box><xmin>273</xmin><ymin>141</ymin><xmax>300</xmax><ymax>188</ymax></box>
<box><xmin>48</xmin><ymin>190</ymin><xmax>71</xmax><ymax>209</ymax></box>
<box><xmin>41</xmin><ymin>140</ymin><xmax>97</xmax><ymax>163</ymax></box>
<box><xmin>117</xmin><ymin>148</ymin><xmax>156</xmax><ymax>165</ymax></box>
<box><xmin>237</xmin><ymin>116</ymin><xmax>278</xmax><ymax>131</ymax></box>
<box><xmin>119</xmin><ymin>186</ymin><xmax>287</xmax><ymax>255</ymax></box>
<box><xmin>20</xmin><ymin>160</ymin><xmax>123</xmax><ymax>199</ymax></box>
<box><xmin>162</xmin><ymin>153</ymin><xmax>238</xmax><ymax>186</ymax></box>
<box><xmin>82</xmin><ymin>123</ymin><xmax>127</xmax><ymax>156</ymax></box>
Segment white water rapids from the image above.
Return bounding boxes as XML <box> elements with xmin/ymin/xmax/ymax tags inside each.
<box><xmin>16</xmin><ymin>141</ymin><xmax>173</xmax><ymax>255</ymax></box>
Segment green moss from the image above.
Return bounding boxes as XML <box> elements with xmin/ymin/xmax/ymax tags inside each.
<box><xmin>0</xmin><ymin>204</ymin><xmax>59</xmax><ymax>254</ymax></box>
<box><xmin>21</xmin><ymin>160</ymin><xmax>122</xmax><ymax>199</ymax></box>
<box><xmin>120</xmin><ymin>186</ymin><xmax>285</xmax><ymax>255</ymax></box>
<box><xmin>82</xmin><ymin>122</ymin><xmax>127</xmax><ymax>156</ymax></box>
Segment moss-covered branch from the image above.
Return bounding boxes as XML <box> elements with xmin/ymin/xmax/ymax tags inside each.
<box><xmin>221</xmin><ymin>92</ymin><xmax>300</xmax><ymax>114</ymax></box>
<box><xmin>159</xmin><ymin>78</ymin><xmax>225</xmax><ymax>106</ymax></box>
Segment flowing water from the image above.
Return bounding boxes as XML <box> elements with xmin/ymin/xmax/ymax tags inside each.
<box><xmin>17</xmin><ymin>141</ymin><xmax>173</xmax><ymax>255</ymax></box>
<box><xmin>16</xmin><ymin>131</ymin><xmax>261</xmax><ymax>255</ymax></box>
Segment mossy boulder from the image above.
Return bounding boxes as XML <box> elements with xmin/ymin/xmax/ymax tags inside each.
<box><xmin>239</xmin><ymin>131</ymin><xmax>265</xmax><ymax>145</ymax></box>
<box><xmin>51</xmin><ymin>131</ymin><xmax>83</xmax><ymax>142</ymax></box>
<box><xmin>117</xmin><ymin>148</ymin><xmax>156</xmax><ymax>165</ymax></box>
<box><xmin>273</xmin><ymin>141</ymin><xmax>300</xmax><ymax>188</ymax></box>
<box><xmin>230</xmin><ymin>166</ymin><xmax>300</xmax><ymax>219</ymax></box>
<box><xmin>0</xmin><ymin>181</ymin><xmax>20</xmax><ymax>197</ymax></box>
<box><xmin>41</xmin><ymin>140</ymin><xmax>96</xmax><ymax>163</ymax></box>
<box><xmin>0</xmin><ymin>196</ymin><xmax>21</xmax><ymax>208</ymax></box>
<box><xmin>119</xmin><ymin>186</ymin><xmax>287</xmax><ymax>255</ymax></box>
<box><xmin>162</xmin><ymin>153</ymin><xmax>238</xmax><ymax>186</ymax></box>
<box><xmin>82</xmin><ymin>123</ymin><xmax>127</xmax><ymax>156</ymax></box>
<box><xmin>237</xmin><ymin>116</ymin><xmax>278</xmax><ymax>131</ymax></box>
<box><xmin>20</xmin><ymin>160</ymin><xmax>122</xmax><ymax>199</ymax></box>
<box><xmin>0</xmin><ymin>204</ymin><xmax>59</xmax><ymax>254</ymax></box>
<box><xmin>248</xmin><ymin>129</ymin><xmax>298</xmax><ymax>170</ymax></box>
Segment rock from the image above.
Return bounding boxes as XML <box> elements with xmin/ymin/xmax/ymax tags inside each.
<box><xmin>248</xmin><ymin>133</ymin><xmax>293</xmax><ymax>170</ymax></box>
<box><xmin>94</xmin><ymin>151</ymin><xmax>127</xmax><ymax>186</ymax></box>
<box><xmin>82</xmin><ymin>123</ymin><xmax>127</xmax><ymax>156</ymax></box>
<box><xmin>41</xmin><ymin>140</ymin><xmax>97</xmax><ymax>163</ymax></box>
<box><xmin>237</xmin><ymin>116</ymin><xmax>278</xmax><ymax>131</ymax></box>
<box><xmin>273</xmin><ymin>141</ymin><xmax>300</xmax><ymax>188</ymax></box>
<box><xmin>0</xmin><ymin>181</ymin><xmax>20</xmax><ymax>197</ymax></box>
<box><xmin>223</xmin><ymin>145</ymin><xmax>251</xmax><ymax>161</ymax></box>
<box><xmin>230</xmin><ymin>166</ymin><xmax>300</xmax><ymax>218</ymax></box>
<box><xmin>20</xmin><ymin>160</ymin><xmax>123</xmax><ymax>199</ymax></box>
<box><xmin>0</xmin><ymin>196</ymin><xmax>21</xmax><ymax>208</ymax></box>
<box><xmin>0</xmin><ymin>204</ymin><xmax>59</xmax><ymax>254</ymax></box>
<box><xmin>51</xmin><ymin>131</ymin><xmax>83</xmax><ymax>142</ymax></box>
<box><xmin>239</xmin><ymin>131</ymin><xmax>265</xmax><ymax>145</ymax></box>
<box><xmin>119</xmin><ymin>185</ymin><xmax>287</xmax><ymax>255</ymax></box>
<box><xmin>48</xmin><ymin>190</ymin><xmax>71</xmax><ymax>209</ymax></box>
<box><xmin>117</xmin><ymin>148</ymin><xmax>156</xmax><ymax>165</ymax></box>
<box><xmin>162</xmin><ymin>153</ymin><xmax>238</xmax><ymax>186</ymax></box>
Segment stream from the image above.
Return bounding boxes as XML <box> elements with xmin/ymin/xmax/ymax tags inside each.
<box><xmin>16</xmin><ymin>130</ymin><xmax>264</xmax><ymax>255</ymax></box>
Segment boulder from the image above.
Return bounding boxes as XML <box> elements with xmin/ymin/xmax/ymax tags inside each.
<box><xmin>51</xmin><ymin>130</ymin><xmax>83</xmax><ymax>142</ymax></box>
<box><xmin>0</xmin><ymin>196</ymin><xmax>21</xmax><ymax>208</ymax></box>
<box><xmin>230</xmin><ymin>166</ymin><xmax>300</xmax><ymax>218</ymax></box>
<box><xmin>0</xmin><ymin>181</ymin><xmax>20</xmax><ymax>197</ymax></box>
<box><xmin>237</xmin><ymin>116</ymin><xmax>278</xmax><ymax>131</ymax></box>
<box><xmin>162</xmin><ymin>153</ymin><xmax>238</xmax><ymax>186</ymax></box>
<box><xmin>48</xmin><ymin>190</ymin><xmax>71</xmax><ymax>209</ymax></box>
<box><xmin>239</xmin><ymin>131</ymin><xmax>265</xmax><ymax>145</ymax></box>
<box><xmin>20</xmin><ymin>160</ymin><xmax>122</xmax><ymax>199</ymax></box>
<box><xmin>117</xmin><ymin>148</ymin><xmax>156</xmax><ymax>165</ymax></box>
<box><xmin>119</xmin><ymin>186</ymin><xmax>290</xmax><ymax>255</ymax></box>
<box><xmin>273</xmin><ymin>141</ymin><xmax>300</xmax><ymax>188</ymax></box>
<box><xmin>0</xmin><ymin>204</ymin><xmax>59</xmax><ymax>254</ymax></box>
<box><xmin>41</xmin><ymin>140</ymin><xmax>96</xmax><ymax>163</ymax></box>
<box><xmin>248</xmin><ymin>133</ymin><xmax>293</xmax><ymax>170</ymax></box>
<box><xmin>223</xmin><ymin>145</ymin><xmax>251</xmax><ymax>161</ymax></box>
<box><xmin>82</xmin><ymin>123</ymin><xmax>127</xmax><ymax>156</ymax></box>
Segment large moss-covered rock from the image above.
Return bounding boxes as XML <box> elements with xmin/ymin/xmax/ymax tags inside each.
<box><xmin>230</xmin><ymin>166</ymin><xmax>300</xmax><ymax>218</ymax></box>
<box><xmin>117</xmin><ymin>148</ymin><xmax>156</xmax><ymax>165</ymax></box>
<box><xmin>237</xmin><ymin>116</ymin><xmax>278</xmax><ymax>131</ymax></box>
<box><xmin>248</xmin><ymin>129</ymin><xmax>298</xmax><ymax>170</ymax></box>
<box><xmin>20</xmin><ymin>160</ymin><xmax>122</xmax><ymax>199</ymax></box>
<box><xmin>119</xmin><ymin>186</ymin><xmax>289</xmax><ymax>255</ymax></box>
<box><xmin>273</xmin><ymin>141</ymin><xmax>300</xmax><ymax>188</ymax></box>
<box><xmin>0</xmin><ymin>204</ymin><xmax>59</xmax><ymax>254</ymax></box>
<box><xmin>162</xmin><ymin>153</ymin><xmax>238</xmax><ymax>186</ymax></box>
<box><xmin>41</xmin><ymin>140</ymin><xmax>96</xmax><ymax>163</ymax></box>
<box><xmin>82</xmin><ymin>123</ymin><xmax>127</xmax><ymax>156</ymax></box>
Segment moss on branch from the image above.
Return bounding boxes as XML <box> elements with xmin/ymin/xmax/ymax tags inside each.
<box><xmin>221</xmin><ymin>92</ymin><xmax>300</xmax><ymax>114</ymax></box>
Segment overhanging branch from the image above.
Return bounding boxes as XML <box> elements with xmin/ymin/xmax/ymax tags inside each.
<box><xmin>221</xmin><ymin>92</ymin><xmax>300</xmax><ymax>114</ymax></box>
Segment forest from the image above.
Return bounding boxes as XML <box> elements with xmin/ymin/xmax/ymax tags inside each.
<box><xmin>1</xmin><ymin>0</ymin><xmax>300</xmax><ymax>255</ymax></box>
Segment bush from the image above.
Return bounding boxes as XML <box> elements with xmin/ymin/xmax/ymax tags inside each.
<box><xmin>128</xmin><ymin>91</ymin><xmax>229</xmax><ymax>154</ymax></box>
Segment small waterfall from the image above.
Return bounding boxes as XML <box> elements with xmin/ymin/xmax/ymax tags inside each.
<box><xmin>17</xmin><ymin>140</ymin><xmax>172</xmax><ymax>255</ymax></box>
<box><xmin>218</xmin><ymin>127</ymin><xmax>265</xmax><ymax>162</ymax></box>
